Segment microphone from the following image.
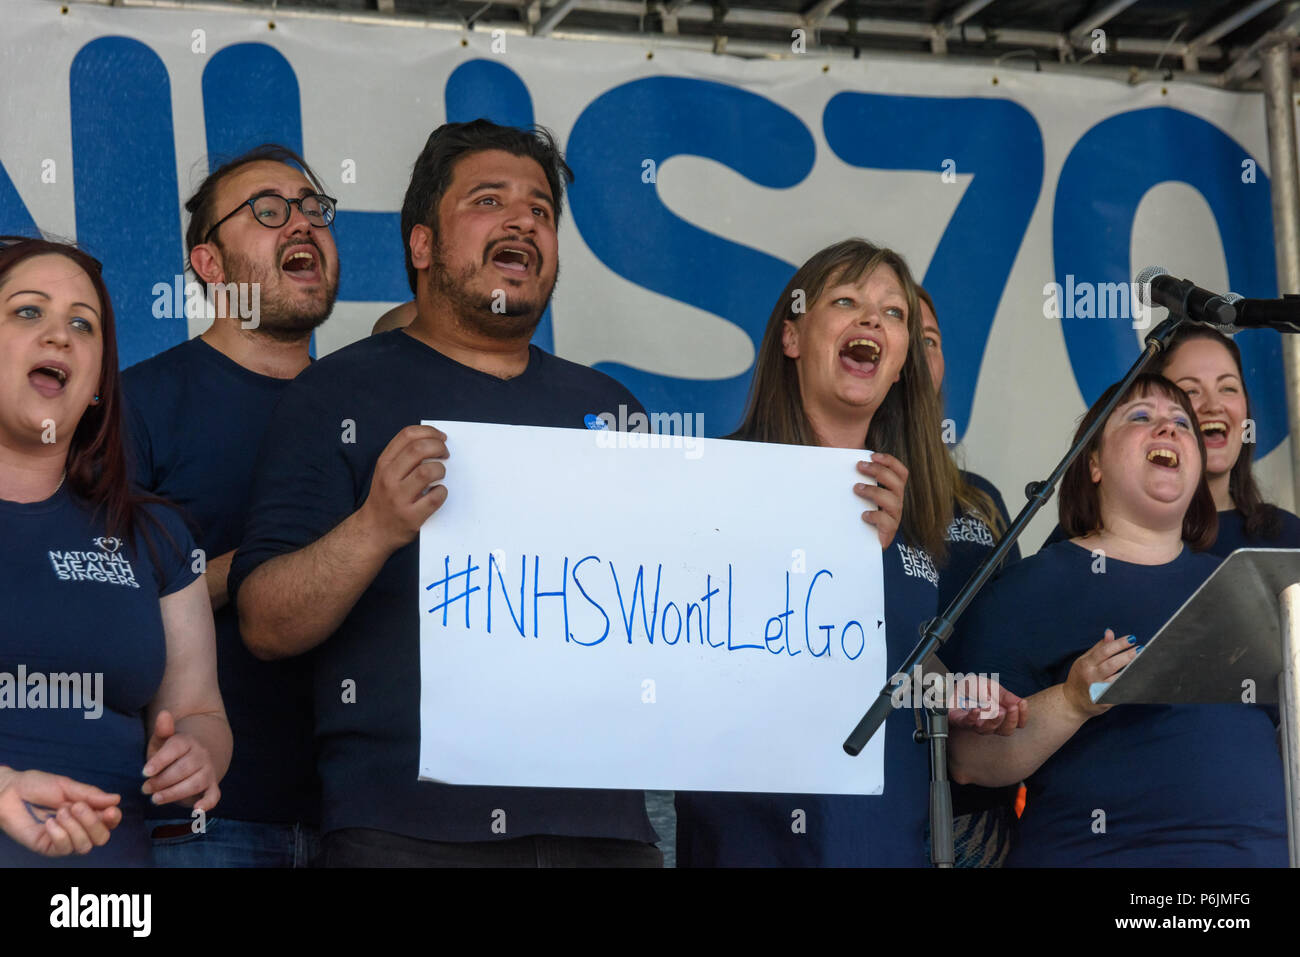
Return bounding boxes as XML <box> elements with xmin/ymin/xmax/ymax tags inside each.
<box><xmin>1136</xmin><ymin>267</ymin><xmax>1300</xmax><ymax>333</ymax></box>
<box><xmin>1135</xmin><ymin>266</ymin><xmax>1238</xmax><ymax>328</ymax></box>
<box><xmin>1221</xmin><ymin>293</ymin><xmax>1300</xmax><ymax>334</ymax></box>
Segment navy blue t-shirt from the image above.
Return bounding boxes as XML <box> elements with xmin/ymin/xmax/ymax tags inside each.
<box><xmin>0</xmin><ymin>488</ymin><xmax>196</xmax><ymax>867</ymax></box>
<box><xmin>123</xmin><ymin>337</ymin><xmax>318</xmax><ymax>826</ymax></box>
<box><xmin>1039</xmin><ymin>523</ymin><xmax>1069</xmax><ymax>551</ymax></box>
<box><xmin>228</xmin><ymin>330</ymin><xmax>656</xmax><ymax>844</ymax></box>
<box><xmin>941</xmin><ymin>470</ymin><xmax>1019</xmax><ymax>614</ymax></box>
<box><xmin>947</xmin><ymin>541</ymin><xmax>1287</xmax><ymax>867</ymax></box>
<box><xmin>1043</xmin><ymin>506</ymin><xmax>1300</xmax><ymax>558</ymax></box>
<box><xmin>674</xmin><ymin>537</ymin><xmax>940</xmax><ymax>866</ymax></box>
<box><xmin>943</xmin><ymin>470</ymin><xmax>1020</xmax><ymax>818</ymax></box>
<box><xmin>1210</xmin><ymin>506</ymin><xmax>1300</xmax><ymax>556</ymax></box>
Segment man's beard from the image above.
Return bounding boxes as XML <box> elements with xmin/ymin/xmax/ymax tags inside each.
<box><xmin>429</xmin><ymin>235</ymin><xmax>555</xmax><ymax>341</ymax></box>
<box><xmin>216</xmin><ymin>241</ymin><xmax>339</xmax><ymax>343</ymax></box>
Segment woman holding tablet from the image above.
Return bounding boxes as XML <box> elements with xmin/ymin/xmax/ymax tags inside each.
<box><xmin>947</xmin><ymin>373</ymin><xmax>1286</xmax><ymax>866</ymax></box>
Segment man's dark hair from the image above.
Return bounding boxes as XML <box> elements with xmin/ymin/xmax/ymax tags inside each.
<box><xmin>400</xmin><ymin>120</ymin><xmax>574</xmax><ymax>294</ymax></box>
<box><xmin>184</xmin><ymin>143</ymin><xmax>327</xmax><ymax>269</ymax></box>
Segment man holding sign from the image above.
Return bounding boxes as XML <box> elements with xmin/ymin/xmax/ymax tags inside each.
<box><xmin>229</xmin><ymin>121</ymin><xmax>658</xmax><ymax>866</ymax></box>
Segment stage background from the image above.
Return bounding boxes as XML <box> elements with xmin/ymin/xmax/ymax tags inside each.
<box><xmin>1</xmin><ymin>0</ymin><xmax>1294</xmax><ymax>552</ymax></box>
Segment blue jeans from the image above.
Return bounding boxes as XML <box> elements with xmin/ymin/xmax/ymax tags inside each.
<box><xmin>150</xmin><ymin>816</ymin><xmax>320</xmax><ymax>868</ymax></box>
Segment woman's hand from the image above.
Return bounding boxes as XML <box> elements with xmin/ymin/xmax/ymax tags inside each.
<box><xmin>855</xmin><ymin>452</ymin><xmax>908</xmax><ymax>549</ymax></box>
<box><xmin>145</xmin><ymin>576</ymin><xmax>231</xmax><ymax>814</ymax></box>
<box><xmin>142</xmin><ymin>709</ymin><xmax>222</xmax><ymax>812</ymax></box>
<box><xmin>1064</xmin><ymin>628</ymin><xmax>1138</xmax><ymax>719</ymax></box>
<box><xmin>949</xmin><ymin>674</ymin><xmax>1029</xmax><ymax>736</ymax></box>
<box><xmin>0</xmin><ymin>767</ymin><xmax>121</xmax><ymax>856</ymax></box>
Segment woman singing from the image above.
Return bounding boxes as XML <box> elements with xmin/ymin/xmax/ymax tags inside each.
<box><xmin>1157</xmin><ymin>325</ymin><xmax>1300</xmax><ymax>551</ymax></box>
<box><xmin>0</xmin><ymin>237</ymin><xmax>231</xmax><ymax>866</ymax></box>
<box><xmin>948</xmin><ymin>373</ymin><xmax>1287</xmax><ymax>866</ymax></box>
<box><xmin>675</xmin><ymin>238</ymin><xmax>1024</xmax><ymax>866</ymax></box>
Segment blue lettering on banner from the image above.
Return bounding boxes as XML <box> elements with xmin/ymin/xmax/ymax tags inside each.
<box><xmin>1054</xmin><ymin>107</ymin><xmax>1285</xmax><ymax>455</ymax></box>
<box><xmin>567</xmin><ymin>76</ymin><xmax>816</xmax><ymax>436</ymax></box>
<box><xmin>0</xmin><ymin>44</ymin><xmax>1285</xmax><ymax>455</ymax></box>
<box><xmin>71</xmin><ymin>37</ymin><xmax>183</xmax><ymax>368</ymax></box>
<box><xmin>823</xmin><ymin>93</ymin><xmax>1044</xmax><ymax>444</ymax></box>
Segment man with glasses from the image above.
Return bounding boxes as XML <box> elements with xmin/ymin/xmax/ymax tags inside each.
<box><xmin>121</xmin><ymin>143</ymin><xmax>339</xmax><ymax>867</ymax></box>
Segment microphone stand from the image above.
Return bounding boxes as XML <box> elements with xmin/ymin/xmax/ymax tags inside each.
<box><xmin>844</xmin><ymin>313</ymin><xmax>1191</xmax><ymax>868</ymax></box>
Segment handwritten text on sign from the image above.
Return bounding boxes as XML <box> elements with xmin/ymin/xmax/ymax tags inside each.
<box><xmin>417</xmin><ymin>422</ymin><xmax>887</xmax><ymax>794</ymax></box>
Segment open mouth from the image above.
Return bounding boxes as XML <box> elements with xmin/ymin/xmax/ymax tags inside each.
<box><xmin>839</xmin><ymin>337</ymin><xmax>881</xmax><ymax>375</ymax></box>
<box><xmin>281</xmin><ymin>246</ymin><xmax>321</xmax><ymax>279</ymax></box>
<box><xmin>1200</xmin><ymin>421</ymin><xmax>1229</xmax><ymax>447</ymax></box>
<box><xmin>1146</xmin><ymin>448</ymin><xmax>1179</xmax><ymax>469</ymax></box>
<box><xmin>28</xmin><ymin>363</ymin><xmax>69</xmax><ymax>398</ymax></box>
<box><xmin>490</xmin><ymin>245</ymin><xmax>532</xmax><ymax>274</ymax></box>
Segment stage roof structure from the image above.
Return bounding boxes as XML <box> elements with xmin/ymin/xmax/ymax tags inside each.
<box><xmin>83</xmin><ymin>0</ymin><xmax>1300</xmax><ymax>89</ymax></box>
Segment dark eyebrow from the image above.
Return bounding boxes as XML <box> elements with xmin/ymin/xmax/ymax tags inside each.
<box><xmin>1173</xmin><ymin>372</ymin><xmax>1240</xmax><ymax>385</ymax></box>
<box><xmin>246</xmin><ymin>186</ymin><xmax>316</xmax><ymax>201</ymax></box>
<box><xmin>1122</xmin><ymin>397</ymin><xmax>1186</xmax><ymax>414</ymax></box>
<box><xmin>5</xmin><ymin>289</ymin><xmax>100</xmax><ymax>318</ymax></box>
<box><xmin>465</xmin><ymin>181</ymin><xmax>555</xmax><ymax>209</ymax></box>
<box><xmin>466</xmin><ymin>181</ymin><xmax>508</xmax><ymax>197</ymax></box>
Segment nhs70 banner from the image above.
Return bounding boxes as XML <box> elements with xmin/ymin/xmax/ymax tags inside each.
<box><xmin>0</xmin><ymin>0</ymin><xmax>1290</xmax><ymax>525</ymax></box>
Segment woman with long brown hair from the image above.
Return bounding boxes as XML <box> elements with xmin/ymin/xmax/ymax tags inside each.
<box><xmin>732</xmin><ymin>243</ymin><xmax>949</xmax><ymax>556</ymax></box>
<box><xmin>1156</xmin><ymin>324</ymin><xmax>1300</xmax><ymax>551</ymax></box>
<box><xmin>0</xmin><ymin>237</ymin><xmax>231</xmax><ymax>865</ymax></box>
<box><xmin>675</xmin><ymin>238</ymin><xmax>1023</xmax><ymax>866</ymax></box>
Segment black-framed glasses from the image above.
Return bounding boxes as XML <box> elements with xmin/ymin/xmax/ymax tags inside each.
<box><xmin>203</xmin><ymin>193</ymin><xmax>337</xmax><ymax>243</ymax></box>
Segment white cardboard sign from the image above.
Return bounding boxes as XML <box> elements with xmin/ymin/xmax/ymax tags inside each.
<box><xmin>417</xmin><ymin>421</ymin><xmax>887</xmax><ymax>794</ymax></box>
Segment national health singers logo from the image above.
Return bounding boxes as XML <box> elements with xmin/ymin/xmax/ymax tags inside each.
<box><xmin>48</xmin><ymin>537</ymin><xmax>139</xmax><ymax>588</ymax></box>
